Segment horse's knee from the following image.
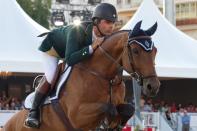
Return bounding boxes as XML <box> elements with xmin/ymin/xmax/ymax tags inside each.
<box><xmin>116</xmin><ymin>104</ymin><xmax>135</xmax><ymax>125</ymax></box>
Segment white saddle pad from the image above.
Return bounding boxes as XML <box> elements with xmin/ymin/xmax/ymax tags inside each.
<box><xmin>24</xmin><ymin>66</ymin><xmax>72</xmax><ymax>109</ymax></box>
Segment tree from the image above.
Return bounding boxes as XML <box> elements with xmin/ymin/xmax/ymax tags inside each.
<box><xmin>16</xmin><ymin>0</ymin><xmax>34</xmax><ymax>17</ymax></box>
<box><xmin>17</xmin><ymin>0</ymin><xmax>51</xmax><ymax>29</ymax></box>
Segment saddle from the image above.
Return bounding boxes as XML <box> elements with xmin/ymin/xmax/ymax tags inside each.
<box><xmin>24</xmin><ymin>63</ymin><xmax>72</xmax><ymax>109</ymax></box>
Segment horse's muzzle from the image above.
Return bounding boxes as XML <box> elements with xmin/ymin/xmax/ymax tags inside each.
<box><xmin>142</xmin><ymin>77</ymin><xmax>160</xmax><ymax>97</ymax></box>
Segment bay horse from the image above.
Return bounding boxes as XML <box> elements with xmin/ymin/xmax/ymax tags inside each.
<box><xmin>2</xmin><ymin>21</ymin><xmax>160</xmax><ymax>131</ymax></box>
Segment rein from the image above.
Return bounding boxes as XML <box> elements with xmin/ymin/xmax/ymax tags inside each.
<box><xmin>75</xmin><ymin>64</ymin><xmax>114</xmax><ymax>81</ymax></box>
<box><xmin>74</xmin><ymin>34</ymin><xmax>157</xmax><ymax>103</ymax></box>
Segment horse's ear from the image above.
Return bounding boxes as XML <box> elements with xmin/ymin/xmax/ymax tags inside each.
<box><xmin>130</xmin><ymin>20</ymin><xmax>142</xmax><ymax>36</ymax></box>
<box><xmin>145</xmin><ymin>22</ymin><xmax>157</xmax><ymax>36</ymax></box>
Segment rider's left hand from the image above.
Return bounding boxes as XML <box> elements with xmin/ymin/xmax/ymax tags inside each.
<box><xmin>92</xmin><ymin>37</ymin><xmax>104</xmax><ymax>51</ymax></box>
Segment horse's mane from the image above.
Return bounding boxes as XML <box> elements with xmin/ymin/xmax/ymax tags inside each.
<box><xmin>104</xmin><ymin>30</ymin><xmax>130</xmax><ymax>41</ymax></box>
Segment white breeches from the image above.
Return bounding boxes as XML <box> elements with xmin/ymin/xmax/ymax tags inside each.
<box><xmin>41</xmin><ymin>52</ymin><xmax>58</xmax><ymax>84</ymax></box>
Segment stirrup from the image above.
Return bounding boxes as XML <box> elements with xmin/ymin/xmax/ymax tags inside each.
<box><xmin>25</xmin><ymin>118</ymin><xmax>40</xmax><ymax>128</ymax></box>
<box><xmin>25</xmin><ymin>110</ymin><xmax>41</xmax><ymax>128</ymax></box>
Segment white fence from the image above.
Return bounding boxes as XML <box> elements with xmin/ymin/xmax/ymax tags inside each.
<box><xmin>1</xmin><ymin>111</ymin><xmax>197</xmax><ymax>130</ymax></box>
<box><xmin>0</xmin><ymin>111</ymin><xmax>160</xmax><ymax>129</ymax></box>
<box><xmin>0</xmin><ymin>110</ymin><xmax>19</xmax><ymax>127</ymax></box>
<box><xmin>127</xmin><ymin>112</ymin><xmax>160</xmax><ymax>130</ymax></box>
<box><xmin>127</xmin><ymin>112</ymin><xmax>197</xmax><ymax>131</ymax></box>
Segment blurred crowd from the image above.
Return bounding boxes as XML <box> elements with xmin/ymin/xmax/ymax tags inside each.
<box><xmin>140</xmin><ymin>98</ymin><xmax>197</xmax><ymax>113</ymax></box>
<box><xmin>140</xmin><ymin>98</ymin><xmax>195</xmax><ymax>130</ymax></box>
<box><xmin>0</xmin><ymin>92</ymin><xmax>23</xmax><ymax>110</ymax></box>
<box><xmin>1</xmin><ymin>91</ymin><xmax>197</xmax><ymax>113</ymax></box>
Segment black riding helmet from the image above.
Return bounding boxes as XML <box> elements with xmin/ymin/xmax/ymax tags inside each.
<box><xmin>92</xmin><ymin>3</ymin><xmax>118</xmax><ymax>23</ymax></box>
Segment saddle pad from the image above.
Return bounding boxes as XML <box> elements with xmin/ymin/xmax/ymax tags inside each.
<box><xmin>24</xmin><ymin>66</ymin><xmax>72</xmax><ymax>109</ymax></box>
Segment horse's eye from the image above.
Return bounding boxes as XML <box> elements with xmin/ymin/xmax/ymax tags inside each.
<box><xmin>132</xmin><ymin>48</ymin><xmax>139</xmax><ymax>54</ymax></box>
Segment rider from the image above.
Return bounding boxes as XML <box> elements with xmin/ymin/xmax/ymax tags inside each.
<box><xmin>25</xmin><ymin>3</ymin><xmax>118</xmax><ymax>128</ymax></box>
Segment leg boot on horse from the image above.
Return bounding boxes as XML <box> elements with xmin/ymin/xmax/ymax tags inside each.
<box><xmin>116</xmin><ymin>104</ymin><xmax>135</xmax><ymax>127</ymax></box>
<box><xmin>25</xmin><ymin>76</ymin><xmax>50</xmax><ymax>128</ymax></box>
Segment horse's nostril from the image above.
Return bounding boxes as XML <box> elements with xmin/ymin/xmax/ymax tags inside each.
<box><xmin>147</xmin><ymin>84</ymin><xmax>152</xmax><ymax>90</ymax></box>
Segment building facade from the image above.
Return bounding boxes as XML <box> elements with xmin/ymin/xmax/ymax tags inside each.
<box><xmin>103</xmin><ymin>0</ymin><xmax>163</xmax><ymax>26</ymax></box>
<box><xmin>103</xmin><ymin>0</ymin><xmax>197</xmax><ymax>39</ymax></box>
<box><xmin>51</xmin><ymin>0</ymin><xmax>98</xmax><ymax>26</ymax></box>
<box><xmin>176</xmin><ymin>0</ymin><xmax>197</xmax><ymax>39</ymax></box>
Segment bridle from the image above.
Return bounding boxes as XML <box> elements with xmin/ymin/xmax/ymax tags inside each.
<box><xmin>75</xmin><ymin>33</ymin><xmax>157</xmax><ymax>86</ymax></box>
<box><xmin>127</xmin><ymin>36</ymin><xmax>157</xmax><ymax>85</ymax></box>
<box><xmin>98</xmin><ymin>34</ymin><xmax>157</xmax><ymax>86</ymax></box>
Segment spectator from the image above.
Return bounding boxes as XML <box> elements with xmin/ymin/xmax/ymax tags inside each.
<box><xmin>165</xmin><ymin>109</ymin><xmax>175</xmax><ymax>127</ymax></box>
<box><xmin>0</xmin><ymin>102</ymin><xmax>3</xmax><ymax>110</ymax></box>
<box><xmin>194</xmin><ymin>106</ymin><xmax>197</xmax><ymax>112</ymax></box>
<box><xmin>140</xmin><ymin>97</ymin><xmax>145</xmax><ymax>110</ymax></box>
<box><xmin>158</xmin><ymin>100</ymin><xmax>165</xmax><ymax>112</ymax></box>
<box><xmin>0</xmin><ymin>96</ymin><xmax>2</xmax><ymax>102</ymax></box>
<box><xmin>153</xmin><ymin>102</ymin><xmax>160</xmax><ymax>112</ymax></box>
<box><xmin>170</xmin><ymin>102</ymin><xmax>177</xmax><ymax>113</ymax></box>
<box><xmin>15</xmin><ymin>99</ymin><xmax>22</xmax><ymax>110</ymax></box>
<box><xmin>10</xmin><ymin>102</ymin><xmax>16</xmax><ymax>110</ymax></box>
<box><xmin>182</xmin><ymin>110</ymin><xmax>190</xmax><ymax>131</ymax></box>
<box><xmin>2</xmin><ymin>91</ymin><xmax>7</xmax><ymax>101</ymax></box>
<box><xmin>160</xmin><ymin>103</ymin><xmax>169</xmax><ymax>113</ymax></box>
<box><xmin>187</xmin><ymin>103</ymin><xmax>193</xmax><ymax>112</ymax></box>
<box><xmin>143</xmin><ymin>101</ymin><xmax>152</xmax><ymax>112</ymax></box>
<box><xmin>177</xmin><ymin>104</ymin><xmax>182</xmax><ymax>111</ymax></box>
<box><xmin>4</xmin><ymin>103</ymin><xmax>10</xmax><ymax>110</ymax></box>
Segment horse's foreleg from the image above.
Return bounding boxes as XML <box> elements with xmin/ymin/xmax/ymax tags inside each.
<box><xmin>116</xmin><ymin>103</ymin><xmax>135</xmax><ymax>125</ymax></box>
<box><xmin>108</xmin><ymin>82</ymin><xmax>135</xmax><ymax>129</ymax></box>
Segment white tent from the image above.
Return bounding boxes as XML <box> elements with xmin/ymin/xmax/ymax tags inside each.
<box><xmin>0</xmin><ymin>0</ymin><xmax>48</xmax><ymax>73</ymax></box>
<box><xmin>122</xmin><ymin>0</ymin><xmax>197</xmax><ymax>78</ymax></box>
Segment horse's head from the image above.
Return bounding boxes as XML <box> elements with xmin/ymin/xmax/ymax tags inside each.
<box><xmin>122</xmin><ymin>20</ymin><xmax>160</xmax><ymax>97</ymax></box>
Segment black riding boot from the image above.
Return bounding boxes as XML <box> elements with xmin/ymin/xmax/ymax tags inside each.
<box><xmin>25</xmin><ymin>77</ymin><xmax>50</xmax><ymax>128</ymax></box>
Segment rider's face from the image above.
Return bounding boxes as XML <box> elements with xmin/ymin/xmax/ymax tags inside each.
<box><xmin>98</xmin><ymin>19</ymin><xmax>115</xmax><ymax>35</ymax></box>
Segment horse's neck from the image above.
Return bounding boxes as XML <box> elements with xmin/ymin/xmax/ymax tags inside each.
<box><xmin>83</xmin><ymin>32</ymin><xmax>128</xmax><ymax>78</ymax></box>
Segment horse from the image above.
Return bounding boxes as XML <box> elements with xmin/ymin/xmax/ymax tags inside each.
<box><xmin>2</xmin><ymin>21</ymin><xmax>160</xmax><ymax>131</ymax></box>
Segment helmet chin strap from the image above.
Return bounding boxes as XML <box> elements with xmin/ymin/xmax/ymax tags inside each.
<box><xmin>96</xmin><ymin>24</ymin><xmax>106</xmax><ymax>37</ymax></box>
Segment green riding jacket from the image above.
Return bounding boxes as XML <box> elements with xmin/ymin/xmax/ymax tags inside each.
<box><xmin>39</xmin><ymin>22</ymin><xmax>93</xmax><ymax>66</ymax></box>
